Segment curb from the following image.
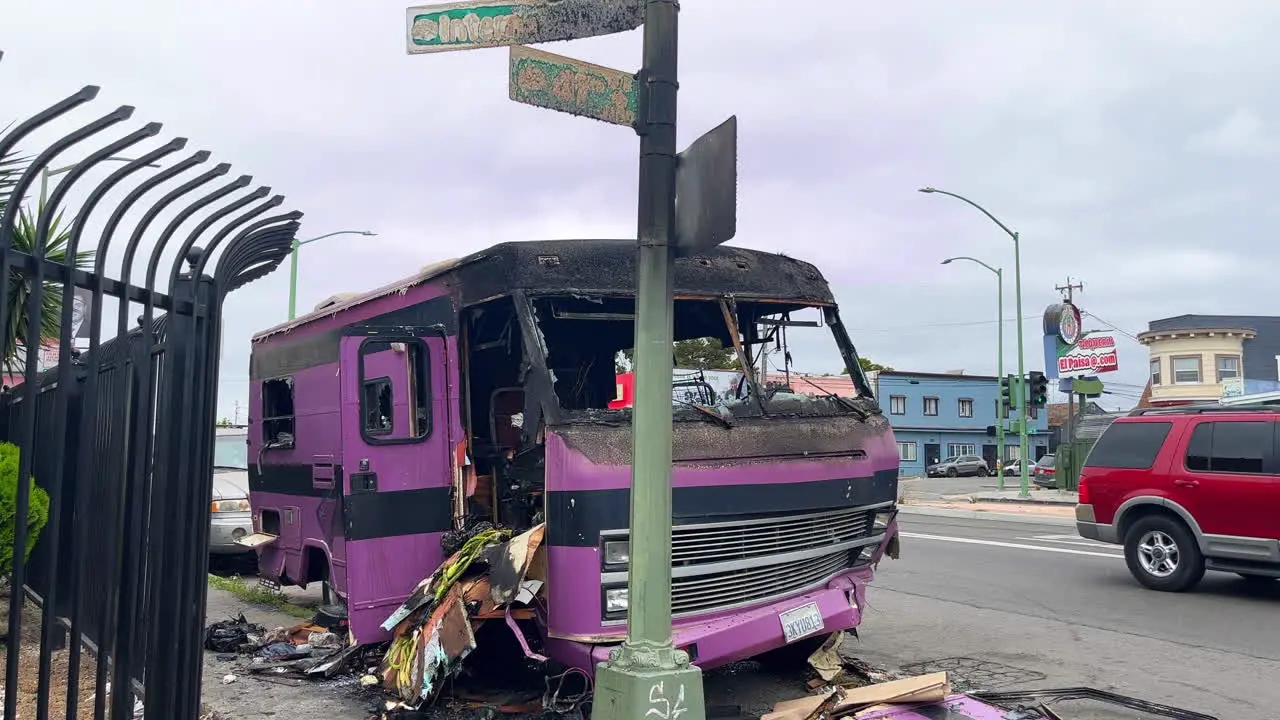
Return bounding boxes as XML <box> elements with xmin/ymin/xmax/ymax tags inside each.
<box><xmin>897</xmin><ymin>505</ymin><xmax>1076</xmax><ymax>527</ymax></box>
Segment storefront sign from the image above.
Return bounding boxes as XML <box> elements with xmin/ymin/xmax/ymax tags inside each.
<box><xmin>1055</xmin><ymin>331</ymin><xmax>1119</xmax><ymax>377</ymax></box>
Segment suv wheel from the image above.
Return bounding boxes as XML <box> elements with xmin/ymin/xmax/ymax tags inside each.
<box><xmin>975</xmin><ymin>467</ymin><xmax>988</xmax><ymax>477</ymax></box>
<box><xmin>946</xmin><ymin>468</ymin><xmax>958</xmax><ymax>477</ymax></box>
<box><xmin>1123</xmin><ymin>516</ymin><xmax>1205</xmax><ymax>592</ymax></box>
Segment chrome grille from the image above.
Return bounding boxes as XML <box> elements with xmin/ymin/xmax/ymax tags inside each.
<box><xmin>671</xmin><ymin>548</ymin><xmax>851</xmax><ymax>616</ymax></box>
<box><xmin>671</xmin><ymin>506</ymin><xmax>874</xmax><ymax>566</ymax></box>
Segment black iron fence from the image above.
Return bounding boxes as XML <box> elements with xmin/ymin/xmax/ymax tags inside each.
<box><xmin>0</xmin><ymin>50</ymin><xmax>303</xmax><ymax>719</ymax></box>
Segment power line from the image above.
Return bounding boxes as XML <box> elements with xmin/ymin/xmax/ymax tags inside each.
<box><xmin>1082</xmin><ymin>311</ymin><xmax>1141</xmax><ymax>343</ymax></box>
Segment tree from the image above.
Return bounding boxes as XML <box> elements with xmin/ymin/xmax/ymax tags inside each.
<box><xmin>615</xmin><ymin>337</ymin><xmax>742</xmax><ymax>374</ymax></box>
<box><xmin>0</xmin><ymin>154</ymin><xmax>95</xmax><ymax>374</ymax></box>
<box><xmin>843</xmin><ymin>357</ymin><xmax>892</xmax><ymax>375</ymax></box>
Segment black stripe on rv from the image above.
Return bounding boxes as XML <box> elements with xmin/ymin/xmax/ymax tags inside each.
<box><xmin>543</xmin><ymin>469</ymin><xmax>899</xmax><ymax>547</ymax></box>
<box><xmin>249</xmin><ymin>294</ymin><xmax>457</xmax><ymax>379</ymax></box>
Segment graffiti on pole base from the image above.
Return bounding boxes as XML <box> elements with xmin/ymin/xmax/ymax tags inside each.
<box><xmin>406</xmin><ymin>0</ymin><xmax>644</xmax><ymax>54</ymax></box>
<box><xmin>509</xmin><ymin>45</ymin><xmax>637</xmax><ymax>126</ymax></box>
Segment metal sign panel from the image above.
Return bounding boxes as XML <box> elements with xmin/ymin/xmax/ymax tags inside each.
<box><xmin>673</xmin><ymin>115</ymin><xmax>738</xmax><ymax>255</ymax></box>
<box><xmin>406</xmin><ymin>0</ymin><xmax>643</xmax><ymax>54</ymax></box>
<box><xmin>508</xmin><ymin>45</ymin><xmax>637</xmax><ymax>126</ymax></box>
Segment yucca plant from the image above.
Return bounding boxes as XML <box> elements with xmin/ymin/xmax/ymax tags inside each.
<box><xmin>0</xmin><ymin>151</ymin><xmax>95</xmax><ymax>376</ymax></box>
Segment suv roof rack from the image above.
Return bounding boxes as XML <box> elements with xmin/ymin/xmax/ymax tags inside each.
<box><xmin>1128</xmin><ymin>401</ymin><xmax>1280</xmax><ymax>417</ymax></box>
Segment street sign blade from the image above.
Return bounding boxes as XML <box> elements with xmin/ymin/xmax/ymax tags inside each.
<box><xmin>406</xmin><ymin>0</ymin><xmax>644</xmax><ymax>54</ymax></box>
<box><xmin>508</xmin><ymin>45</ymin><xmax>638</xmax><ymax>127</ymax></box>
<box><xmin>673</xmin><ymin>115</ymin><xmax>738</xmax><ymax>256</ymax></box>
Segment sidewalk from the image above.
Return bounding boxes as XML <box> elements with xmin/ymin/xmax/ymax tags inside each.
<box><xmin>899</xmin><ymin>485</ymin><xmax>1079</xmax><ymax>526</ymax></box>
<box><xmin>202</xmin><ymin>580</ymin><xmax>370</xmax><ymax>719</ymax></box>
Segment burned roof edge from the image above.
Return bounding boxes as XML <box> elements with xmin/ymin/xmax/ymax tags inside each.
<box><xmin>252</xmin><ymin>239</ymin><xmax>834</xmax><ymax>343</ymax></box>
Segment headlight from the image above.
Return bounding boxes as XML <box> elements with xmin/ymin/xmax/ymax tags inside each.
<box><xmin>604</xmin><ymin>588</ymin><xmax>629</xmax><ymax>613</ymax></box>
<box><xmin>604</xmin><ymin>540</ymin><xmax>630</xmax><ymax>565</ymax></box>
<box><xmin>873</xmin><ymin>510</ymin><xmax>894</xmax><ymax>531</ymax></box>
<box><xmin>211</xmin><ymin>499</ymin><xmax>250</xmax><ymax>513</ymax></box>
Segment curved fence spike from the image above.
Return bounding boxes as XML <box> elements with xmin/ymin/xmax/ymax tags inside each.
<box><xmin>219</xmin><ymin>223</ymin><xmax>302</xmax><ymax>295</ymax></box>
<box><xmin>166</xmin><ymin>186</ymin><xmax>270</xmax><ymax>294</ymax></box>
<box><xmin>188</xmin><ymin>195</ymin><xmax>287</xmax><ymax>281</ymax></box>
<box><xmin>144</xmin><ymin>174</ymin><xmax>251</xmax><ymax>293</ymax></box>
<box><xmin>0</xmin><ymin>85</ymin><xmax>99</xmax><ymax>172</ymax></box>
<box><xmin>195</xmin><ymin>207</ymin><xmax>301</xmax><ymax>281</ymax></box>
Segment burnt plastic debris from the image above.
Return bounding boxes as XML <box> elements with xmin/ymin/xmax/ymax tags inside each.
<box><xmin>204</xmin><ymin>614</ymin><xmax>266</xmax><ymax>653</ymax></box>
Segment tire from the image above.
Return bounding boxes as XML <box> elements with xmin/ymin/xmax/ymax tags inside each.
<box><xmin>975</xmin><ymin>467</ymin><xmax>988</xmax><ymax>477</ymax></box>
<box><xmin>755</xmin><ymin>634</ymin><xmax>830</xmax><ymax>672</ymax></box>
<box><xmin>1123</xmin><ymin>515</ymin><xmax>1205</xmax><ymax>592</ymax></box>
<box><xmin>946</xmin><ymin>468</ymin><xmax>958</xmax><ymax>478</ymax></box>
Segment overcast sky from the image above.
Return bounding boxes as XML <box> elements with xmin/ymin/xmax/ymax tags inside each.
<box><xmin>4</xmin><ymin>0</ymin><xmax>1278</xmax><ymax>418</ymax></box>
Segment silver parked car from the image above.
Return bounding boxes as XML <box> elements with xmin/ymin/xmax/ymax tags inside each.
<box><xmin>926</xmin><ymin>454</ymin><xmax>990</xmax><ymax>478</ymax></box>
<box><xmin>210</xmin><ymin>428</ymin><xmax>253</xmax><ymax>555</ymax></box>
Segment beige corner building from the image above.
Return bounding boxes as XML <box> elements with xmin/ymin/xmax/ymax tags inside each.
<box><xmin>1138</xmin><ymin>315</ymin><xmax>1275</xmax><ymax>406</ymax></box>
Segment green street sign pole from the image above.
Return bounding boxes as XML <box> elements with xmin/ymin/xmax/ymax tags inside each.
<box><xmin>286</xmin><ymin>230</ymin><xmax>377</xmax><ymax>320</ymax></box>
<box><xmin>594</xmin><ymin>1</ymin><xmax>707</xmax><ymax>718</ymax></box>
<box><xmin>921</xmin><ymin>187</ymin><xmax>1030</xmax><ymax>498</ymax></box>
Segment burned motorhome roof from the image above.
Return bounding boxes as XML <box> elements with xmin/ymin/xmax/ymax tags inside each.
<box><xmin>254</xmin><ymin>240</ymin><xmax>835</xmax><ymax>342</ymax></box>
<box><xmin>450</xmin><ymin>239</ymin><xmax>835</xmax><ymax>305</ymax></box>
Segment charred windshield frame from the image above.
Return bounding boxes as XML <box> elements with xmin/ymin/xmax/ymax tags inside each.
<box><xmin>519</xmin><ymin>293</ymin><xmax>876</xmax><ymax>422</ymax></box>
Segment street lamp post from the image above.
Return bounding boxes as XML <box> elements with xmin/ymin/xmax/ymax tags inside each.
<box><xmin>921</xmin><ymin>187</ymin><xmax>1031</xmax><ymax>499</ymax></box>
<box><xmin>287</xmin><ymin>230</ymin><xmax>377</xmax><ymax>320</ymax></box>
<box><xmin>40</xmin><ymin>156</ymin><xmax>162</xmax><ymax>208</ymax></box>
<box><xmin>942</xmin><ymin>256</ymin><xmax>1005</xmax><ymax>491</ymax></box>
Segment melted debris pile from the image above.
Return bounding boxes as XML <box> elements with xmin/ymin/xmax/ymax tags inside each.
<box><xmin>377</xmin><ymin>523</ymin><xmax>549</xmax><ymax>714</ymax></box>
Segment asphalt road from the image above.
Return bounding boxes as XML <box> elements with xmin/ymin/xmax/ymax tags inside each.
<box><xmin>842</xmin><ymin>512</ymin><xmax>1280</xmax><ymax>719</ymax></box>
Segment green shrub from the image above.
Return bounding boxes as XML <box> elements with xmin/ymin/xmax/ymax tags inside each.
<box><xmin>0</xmin><ymin>442</ymin><xmax>51</xmax><ymax>578</ymax></box>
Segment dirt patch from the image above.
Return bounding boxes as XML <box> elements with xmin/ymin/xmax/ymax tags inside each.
<box><xmin>0</xmin><ymin>592</ymin><xmax>104</xmax><ymax>719</ymax></box>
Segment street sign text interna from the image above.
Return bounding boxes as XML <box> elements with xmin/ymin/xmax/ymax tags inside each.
<box><xmin>406</xmin><ymin>0</ymin><xmax>643</xmax><ymax>54</ymax></box>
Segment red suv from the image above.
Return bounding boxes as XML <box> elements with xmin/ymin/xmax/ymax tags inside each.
<box><xmin>1076</xmin><ymin>405</ymin><xmax>1280</xmax><ymax>591</ymax></box>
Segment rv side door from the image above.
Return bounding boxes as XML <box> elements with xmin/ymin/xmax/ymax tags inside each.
<box><xmin>339</xmin><ymin>329</ymin><xmax>454</xmax><ymax>642</ymax></box>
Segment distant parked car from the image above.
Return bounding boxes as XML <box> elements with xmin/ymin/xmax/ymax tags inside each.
<box><xmin>1032</xmin><ymin>454</ymin><xmax>1057</xmax><ymax>488</ymax></box>
<box><xmin>1000</xmin><ymin>459</ymin><xmax>1023</xmax><ymax>476</ymax></box>
<box><xmin>210</xmin><ymin>428</ymin><xmax>252</xmax><ymax>555</ymax></box>
<box><xmin>927</xmin><ymin>454</ymin><xmax>989</xmax><ymax>478</ymax></box>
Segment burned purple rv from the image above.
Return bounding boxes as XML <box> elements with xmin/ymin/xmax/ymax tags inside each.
<box><xmin>246</xmin><ymin>239</ymin><xmax>900</xmax><ymax>672</ymax></box>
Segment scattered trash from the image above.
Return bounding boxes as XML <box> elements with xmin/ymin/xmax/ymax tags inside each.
<box><xmin>361</xmin><ymin>674</ymin><xmax>381</xmax><ymax>687</ymax></box>
<box><xmin>763</xmin><ymin>672</ymin><xmax>951</xmax><ymax>720</ymax></box>
<box><xmin>805</xmin><ymin>632</ymin><xmax>847</xmax><ymax>683</ymax></box>
<box><xmin>376</xmin><ymin>523</ymin><xmax>551</xmax><ymax>710</ymax></box>
<box><xmin>204</xmin><ymin>613</ymin><xmax>266</xmax><ymax>653</ymax></box>
<box><xmin>221</xmin><ymin>674</ymin><xmax>237</xmax><ymax>685</ymax></box>
<box><xmin>88</xmin><ymin>682</ymin><xmax>145</xmax><ymax>720</ymax></box>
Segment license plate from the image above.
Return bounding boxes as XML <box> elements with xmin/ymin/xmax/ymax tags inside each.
<box><xmin>778</xmin><ymin>602</ymin><xmax>824</xmax><ymax>644</ymax></box>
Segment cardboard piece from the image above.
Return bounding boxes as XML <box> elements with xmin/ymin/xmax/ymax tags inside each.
<box><xmin>762</xmin><ymin>672</ymin><xmax>951</xmax><ymax>720</ymax></box>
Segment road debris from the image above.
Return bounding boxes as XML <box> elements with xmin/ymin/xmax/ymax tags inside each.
<box><xmin>763</xmin><ymin>672</ymin><xmax>951</xmax><ymax>720</ymax></box>
<box><xmin>377</xmin><ymin>523</ymin><xmax>552</xmax><ymax>712</ymax></box>
<box><xmin>204</xmin><ymin>613</ymin><xmax>266</xmax><ymax>653</ymax></box>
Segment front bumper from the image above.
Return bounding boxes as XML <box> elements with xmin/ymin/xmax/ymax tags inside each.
<box><xmin>549</xmin><ymin>569</ymin><xmax>871</xmax><ymax>672</ymax></box>
<box><xmin>209</xmin><ymin>511</ymin><xmax>253</xmax><ymax>554</ymax></box>
<box><xmin>1075</xmin><ymin>504</ymin><xmax>1118</xmax><ymax>544</ymax></box>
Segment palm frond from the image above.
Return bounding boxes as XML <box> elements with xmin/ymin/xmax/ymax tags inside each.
<box><xmin>3</xmin><ymin>203</ymin><xmax>96</xmax><ymax>376</ymax></box>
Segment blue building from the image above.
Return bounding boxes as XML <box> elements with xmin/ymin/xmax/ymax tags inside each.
<box><xmin>867</xmin><ymin>370</ymin><xmax>1051</xmax><ymax>478</ymax></box>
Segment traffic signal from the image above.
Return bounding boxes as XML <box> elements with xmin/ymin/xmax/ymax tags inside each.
<box><xmin>1027</xmin><ymin>370</ymin><xmax>1049</xmax><ymax>408</ymax></box>
<box><xmin>998</xmin><ymin>375</ymin><xmax>1013</xmax><ymax>416</ymax></box>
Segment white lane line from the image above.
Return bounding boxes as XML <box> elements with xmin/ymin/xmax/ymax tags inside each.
<box><xmin>901</xmin><ymin>531</ymin><xmax>1123</xmax><ymax>559</ymax></box>
<box><xmin>1015</xmin><ymin>536</ymin><xmax>1115</xmax><ymax>549</ymax></box>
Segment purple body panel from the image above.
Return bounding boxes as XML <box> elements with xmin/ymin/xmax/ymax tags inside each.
<box><xmin>250</xmin><ymin>284</ymin><xmax>464</xmax><ymax>646</ymax></box>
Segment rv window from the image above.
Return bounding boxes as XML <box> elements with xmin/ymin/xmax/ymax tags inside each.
<box><xmin>262</xmin><ymin>377</ymin><xmax>295</xmax><ymax>446</ymax></box>
<box><xmin>362</xmin><ymin>378</ymin><xmax>394</xmax><ymax>435</ymax></box>
<box><xmin>358</xmin><ymin>337</ymin><xmax>432</xmax><ymax>443</ymax></box>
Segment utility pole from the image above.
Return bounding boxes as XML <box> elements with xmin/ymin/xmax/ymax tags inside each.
<box><xmin>403</xmin><ymin>4</ymin><xmax>734</xmax><ymax>713</ymax></box>
<box><xmin>1055</xmin><ymin>277</ymin><xmax>1084</xmax><ymax>303</ymax></box>
<box><xmin>596</xmin><ymin>2</ymin><xmax>707</xmax><ymax>717</ymax></box>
